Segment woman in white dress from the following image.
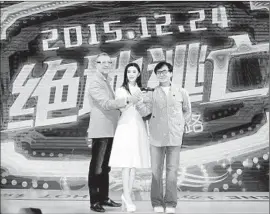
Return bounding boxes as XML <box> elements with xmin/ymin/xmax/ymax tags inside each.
<box><xmin>109</xmin><ymin>63</ymin><xmax>150</xmax><ymax>212</ymax></box>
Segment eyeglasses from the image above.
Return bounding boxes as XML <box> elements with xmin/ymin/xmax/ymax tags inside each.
<box><xmin>96</xmin><ymin>61</ymin><xmax>112</xmax><ymax>65</ymax></box>
<box><xmin>156</xmin><ymin>70</ymin><xmax>169</xmax><ymax>75</ymax></box>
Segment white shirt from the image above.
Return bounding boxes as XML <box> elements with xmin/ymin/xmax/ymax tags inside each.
<box><xmin>161</xmin><ymin>86</ymin><xmax>170</xmax><ymax>96</ymax></box>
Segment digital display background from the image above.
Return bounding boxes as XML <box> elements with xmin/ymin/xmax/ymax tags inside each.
<box><xmin>0</xmin><ymin>1</ymin><xmax>269</xmax><ymax>193</ymax></box>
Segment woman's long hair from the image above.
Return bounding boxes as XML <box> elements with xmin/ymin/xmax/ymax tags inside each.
<box><xmin>122</xmin><ymin>63</ymin><xmax>142</xmax><ymax>94</ymax></box>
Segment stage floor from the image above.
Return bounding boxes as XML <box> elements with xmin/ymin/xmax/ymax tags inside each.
<box><xmin>1</xmin><ymin>189</ymin><xmax>269</xmax><ymax>214</ymax></box>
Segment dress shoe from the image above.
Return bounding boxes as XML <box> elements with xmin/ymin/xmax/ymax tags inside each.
<box><xmin>101</xmin><ymin>198</ymin><xmax>122</xmax><ymax>207</ymax></box>
<box><xmin>90</xmin><ymin>202</ymin><xmax>105</xmax><ymax>212</ymax></box>
<box><xmin>165</xmin><ymin>207</ymin><xmax>176</xmax><ymax>213</ymax></box>
<box><xmin>154</xmin><ymin>206</ymin><xmax>165</xmax><ymax>213</ymax></box>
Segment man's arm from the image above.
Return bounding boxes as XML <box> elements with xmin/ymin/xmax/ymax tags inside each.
<box><xmin>88</xmin><ymin>80</ymin><xmax>126</xmax><ymax>110</ymax></box>
<box><xmin>182</xmin><ymin>88</ymin><xmax>192</xmax><ymax>124</ymax></box>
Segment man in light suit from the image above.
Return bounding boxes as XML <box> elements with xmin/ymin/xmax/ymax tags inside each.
<box><xmin>87</xmin><ymin>53</ymin><xmax>139</xmax><ymax>212</ymax></box>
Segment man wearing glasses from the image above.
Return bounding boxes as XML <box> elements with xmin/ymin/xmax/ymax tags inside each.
<box><xmin>87</xmin><ymin>53</ymin><xmax>139</xmax><ymax>212</ymax></box>
<box><xmin>136</xmin><ymin>61</ymin><xmax>192</xmax><ymax>214</ymax></box>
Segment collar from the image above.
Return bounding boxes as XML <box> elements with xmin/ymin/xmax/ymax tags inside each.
<box><xmin>158</xmin><ymin>82</ymin><xmax>171</xmax><ymax>89</ymax></box>
<box><xmin>95</xmin><ymin>70</ymin><xmax>112</xmax><ymax>82</ymax></box>
<box><xmin>157</xmin><ymin>83</ymin><xmax>182</xmax><ymax>91</ymax></box>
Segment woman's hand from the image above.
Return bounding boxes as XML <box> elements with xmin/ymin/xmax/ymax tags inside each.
<box><xmin>128</xmin><ymin>95</ymin><xmax>141</xmax><ymax>105</ymax></box>
<box><xmin>132</xmin><ymin>90</ymin><xmax>143</xmax><ymax>103</ymax></box>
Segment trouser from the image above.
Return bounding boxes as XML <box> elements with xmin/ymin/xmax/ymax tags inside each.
<box><xmin>88</xmin><ymin>138</ymin><xmax>113</xmax><ymax>204</ymax></box>
<box><xmin>150</xmin><ymin>145</ymin><xmax>181</xmax><ymax>208</ymax></box>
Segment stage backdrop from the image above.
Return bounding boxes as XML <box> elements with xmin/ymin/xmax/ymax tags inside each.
<box><xmin>0</xmin><ymin>1</ymin><xmax>269</xmax><ymax>193</ymax></box>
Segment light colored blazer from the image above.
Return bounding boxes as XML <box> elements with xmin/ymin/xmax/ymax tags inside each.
<box><xmin>87</xmin><ymin>71</ymin><xmax>123</xmax><ymax>138</ymax></box>
<box><xmin>136</xmin><ymin>85</ymin><xmax>192</xmax><ymax>147</ymax></box>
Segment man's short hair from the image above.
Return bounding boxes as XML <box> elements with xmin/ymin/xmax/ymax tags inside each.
<box><xmin>96</xmin><ymin>52</ymin><xmax>110</xmax><ymax>62</ymax></box>
<box><xmin>154</xmin><ymin>61</ymin><xmax>173</xmax><ymax>74</ymax></box>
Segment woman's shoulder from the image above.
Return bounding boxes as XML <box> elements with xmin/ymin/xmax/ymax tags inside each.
<box><xmin>115</xmin><ymin>86</ymin><xmax>124</xmax><ymax>92</ymax></box>
<box><xmin>116</xmin><ymin>86</ymin><xmax>130</xmax><ymax>92</ymax></box>
<box><xmin>115</xmin><ymin>86</ymin><xmax>128</xmax><ymax>96</ymax></box>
